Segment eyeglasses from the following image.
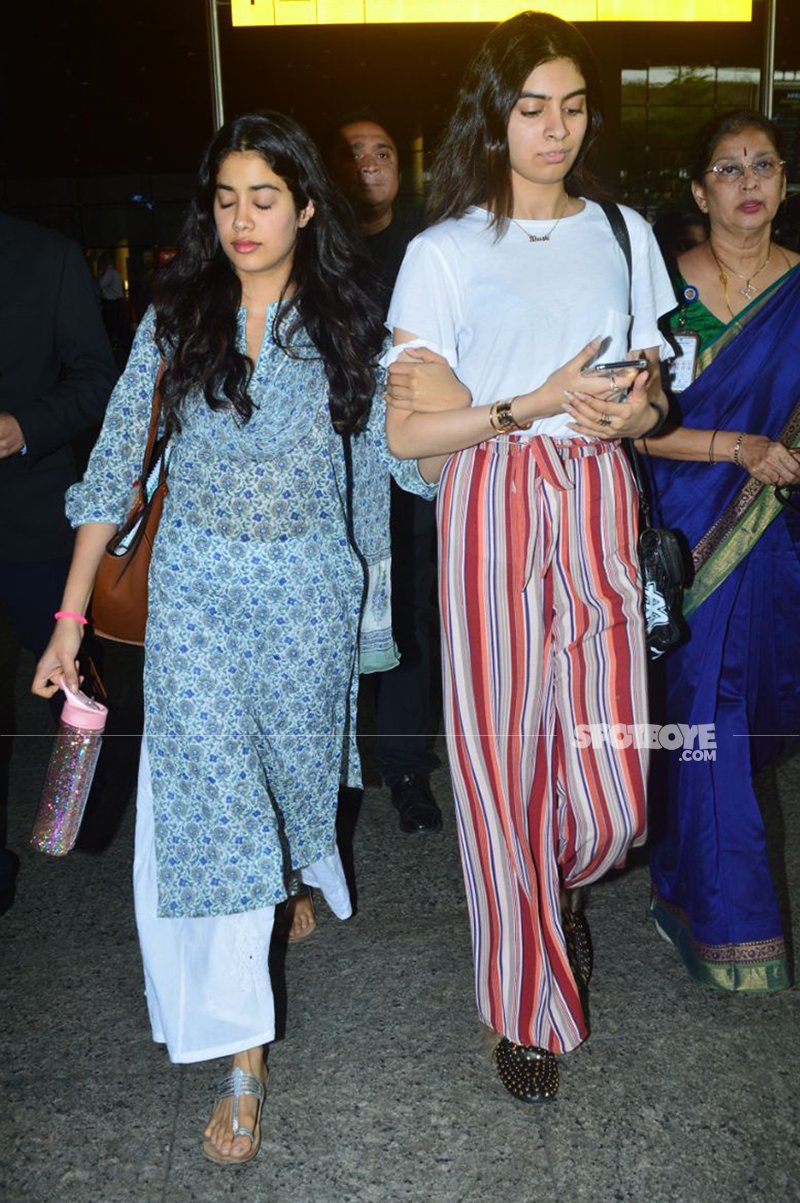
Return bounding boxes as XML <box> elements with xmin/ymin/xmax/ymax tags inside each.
<box><xmin>704</xmin><ymin>157</ymin><xmax>785</xmax><ymax>183</ymax></box>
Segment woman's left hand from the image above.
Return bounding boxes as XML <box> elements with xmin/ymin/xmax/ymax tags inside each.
<box><xmin>386</xmin><ymin>347</ymin><xmax>472</xmax><ymax>413</ymax></box>
<box><xmin>562</xmin><ymin>367</ymin><xmax>659</xmax><ymax>440</ymax></box>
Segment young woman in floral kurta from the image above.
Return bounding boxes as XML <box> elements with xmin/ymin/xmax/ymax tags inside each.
<box><xmin>33</xmin><ymin>112</ymin><xmax>436</xmax><ymax>1166</ymax></box>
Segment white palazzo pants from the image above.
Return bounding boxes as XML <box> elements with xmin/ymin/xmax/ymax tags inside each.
<box><xmin>133</xmin><ymin>739</ymin><xmax>352</xmax><ymax>1064</ymax></box>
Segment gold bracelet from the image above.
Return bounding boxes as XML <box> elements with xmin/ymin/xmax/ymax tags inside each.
<box><xmin>487</xmin><ymin>400</ymin><xmax>505</xmax><ymax>433</ymax></box>
<box><xmin>488</xmin><ymin>397</ymin><xmax>533</xmax><ymax>434</ymax></box>
<box><xmin>509</xmin><ymin>396</ymin><xmax>533</xmax><ymax>431</ymax></box>
<box><xmin>708</xmin><ymin>428</ymin><xmax>719</xmax><ymax>465</ymax></box>
<box><xmin>731</xmin><ymin>431</ymin><xmax>746</xmax><ymax>467</ymax></box>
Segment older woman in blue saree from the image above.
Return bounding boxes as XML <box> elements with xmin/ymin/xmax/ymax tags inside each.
<box><xmin>640</xmin><ymin>112</ymin><xmax>800</xmax><ymax>991</ymax></box>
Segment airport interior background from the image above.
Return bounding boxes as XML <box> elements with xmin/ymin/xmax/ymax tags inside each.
<box><xmin>1</xmin><ymin>1</ymin><xmax>799</xmax><ymax>292</ymax></box>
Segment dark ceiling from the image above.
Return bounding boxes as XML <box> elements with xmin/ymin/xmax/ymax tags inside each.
<box><xmin>1</xmin><ymin>1</ymin><xmax>798</xmax><ymax>178</ymax></box>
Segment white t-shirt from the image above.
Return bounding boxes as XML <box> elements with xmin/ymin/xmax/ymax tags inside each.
<box><xmin>99</xmin><ymin>265</ymin><xmax>124</xmax><ymax>301</ymax></box>
<box><xmin>386</xmin><ymin>200</ymin><xmax>676</xmax><ymax>439</ymax></box>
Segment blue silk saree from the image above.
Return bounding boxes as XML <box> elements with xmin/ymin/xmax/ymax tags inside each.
<box><xmin>647</xmin><ymin>266</ymin><xmax>800</xmax><ymax>992</ymax></box>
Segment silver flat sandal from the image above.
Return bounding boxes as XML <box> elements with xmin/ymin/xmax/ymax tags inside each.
<box><xmin>202</xmin><ymin>1065</ymin><xmax>267</xmax><ymax>1166</ymax></box>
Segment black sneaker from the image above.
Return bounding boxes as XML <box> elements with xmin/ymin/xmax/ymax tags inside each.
<box><xmin>390</xmin><ymin>774</ymin><xmax>442</xmax><ymax>834</ymax></box>
<box><xmin>0</xmin><ymin>849</ymin><xmax>20</xmax><ymax>916</ymax></box>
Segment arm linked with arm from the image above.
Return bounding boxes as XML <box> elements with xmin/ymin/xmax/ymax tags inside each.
<box><xmin>385</xmin><ymin>332</ymin><xmax>624</xmax><ymax>460</ymax></box>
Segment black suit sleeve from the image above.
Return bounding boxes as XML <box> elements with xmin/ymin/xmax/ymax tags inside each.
<box><xmin>11</xmin><ymin>239</ymin><xmax>118</xmax><ymax>463</ymax></box>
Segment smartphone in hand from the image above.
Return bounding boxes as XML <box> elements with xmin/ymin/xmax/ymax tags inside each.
<box><xmin>581</xmin><ymin>357</ymin><xmax>648</xmax><ymax>403</ymax></box>
<box><xmin>587</xmin><ymin>358</ymin><xmax>648</xmax><ymax>376</ymax></box>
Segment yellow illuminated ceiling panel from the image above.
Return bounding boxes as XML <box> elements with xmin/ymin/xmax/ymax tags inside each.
<box><xmin>599</xmin><ymin>0</ymin><xmax>751</xmax><ymax>16</ymax></box>
<box><xmin>232</xmin><ymin>1</ymin><xmax>594</xmax><ymax>23</ymax></box>
<box><xmin>366</xmin><ymin>1</ymin><xmax>594</xmax><ymax>24</ymax></box>
<box><xmin>231</xmin><ymin>0</ymin><xmax>752</xmax><ymax>24</ymax></box>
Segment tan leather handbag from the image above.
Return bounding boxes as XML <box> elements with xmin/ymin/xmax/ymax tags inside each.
<box><xmin>91</xmin><ymin>368</ymin><xmax>168</xmax><ymax>644</ymax></box>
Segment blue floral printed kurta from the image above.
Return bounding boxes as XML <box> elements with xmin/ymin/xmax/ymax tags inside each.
<box><xmin>66</xmin><ymin>307</ymin><xmax>435</xmax><ymax>919</ymax></box>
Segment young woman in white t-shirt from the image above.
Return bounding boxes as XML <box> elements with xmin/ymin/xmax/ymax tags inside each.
<box><xmin>385</xmin><ymin>11</ymin><xmax>675</xmax><ymax>1104</ymax></box>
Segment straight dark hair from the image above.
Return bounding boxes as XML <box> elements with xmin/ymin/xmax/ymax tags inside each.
<box><xmin>426</xmin><ymin>10</ymin><xmax>605</xmax><ymax>233</ymax></box>
<box><xmin>153</xmin><ymin>111</ymin><xmax>384</xmax><ymax>435</ymax></box>
<box><xmin>689</xmin><ymin>109</ymin><xmax>784</xmax><ymax>184</ymax></box>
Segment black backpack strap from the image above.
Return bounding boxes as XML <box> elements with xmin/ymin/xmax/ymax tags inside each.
<box><xmin>599</xmin><ymin>200</ymin><xmax>632</xmax><ymax>313</ymax></box>
<box><xmin>598</xmin><ymin>201</ymin><xmax>656</xmax><ymax>528</ymax></box>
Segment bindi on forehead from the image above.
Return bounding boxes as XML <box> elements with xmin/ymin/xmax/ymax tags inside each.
<box><xmin>715</xmin><ymin>146</ymin><xmax>775</xmax><ymax>161</ymax></box>
<box><xmin>714</xmin><ymin>131</ymin><xmax>775</xmax><ymax>159</ymax></box>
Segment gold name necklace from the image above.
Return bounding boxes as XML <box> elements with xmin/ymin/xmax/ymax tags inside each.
<box><xmin>510</xmin><ymin>194</ymin><xmax>570</xmax><ymax>243</ymax></box>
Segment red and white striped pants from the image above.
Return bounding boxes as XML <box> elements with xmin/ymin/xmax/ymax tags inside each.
<box><xmin>438</xmin><ymin>435</ymin><xmax>648</xmax><ymax>1054</ymax></box>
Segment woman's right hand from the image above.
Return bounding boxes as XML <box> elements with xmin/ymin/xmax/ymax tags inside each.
<box><xmin>31</xmin><ymin>621</ymin><xmax>84</xmax><ymax>698</ymax></box>
<box><xmin>738</xmin><ymin>436</ymin><xmax>800</xmax><ymax>486</ymax></box>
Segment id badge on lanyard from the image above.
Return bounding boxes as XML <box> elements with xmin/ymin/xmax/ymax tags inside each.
<box><xmin>666</xmin><ymin>285</ymin><xmax>700</xmax><ymax>394</ymax></box>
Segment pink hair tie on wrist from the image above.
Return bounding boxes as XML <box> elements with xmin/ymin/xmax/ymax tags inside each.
<box><xmin>54</xmin><ymin>610</ymin><xmax>88</xmax><ymax>626</ymax></box>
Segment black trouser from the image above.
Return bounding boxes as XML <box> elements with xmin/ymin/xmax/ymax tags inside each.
<box><xmin>0</xmin><ymin>555</ymin><xmax>72</xmax><ymax>661</ymax></box>
<box><xmin>376</xmin><ymin>485</ymin><xmax>439</xmax><ymax>787</ymax></box>
<box><xmin>0</xmin><ymin>555</ymin><xmax>72</xmax><ymax>847</ymax></box>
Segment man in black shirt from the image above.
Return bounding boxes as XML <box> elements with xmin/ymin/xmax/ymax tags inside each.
<box><xmin>0</xmin><ymin>214</ymin><xmax>117</xmax><ymax>909</ymax></box>
<box><xmin>328</xmin><ymin>118</ymin><xmax>442</xmax><ymax>836</ymax></box>
<box><xmin>330</xmin><ymin>119</ymin><xmax>417</xmax><ymax>296</ymax></box>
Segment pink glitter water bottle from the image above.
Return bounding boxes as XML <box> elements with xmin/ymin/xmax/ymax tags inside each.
<box><xmin>30</xmin><ymin>684</ymin><xmax>108</xmax><ymax>856</ymax></box>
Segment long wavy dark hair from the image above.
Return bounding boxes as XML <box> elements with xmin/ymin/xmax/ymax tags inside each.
<box><xmin>153</xmin><ymin>111</ymin><xmax>385</xmax><ymax>435</ymax></box>
<box><xmin>426</xmin><ymin>10</ymin><xmax>605</xmax><ymax>233</ymax></box>
<box><xmin>689</xmin><ymin>109</ymin><xmax>784</xmax><ymax>184</ymax></box>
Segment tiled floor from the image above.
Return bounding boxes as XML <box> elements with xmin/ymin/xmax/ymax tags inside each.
<box><xmin>1</xmin><ymin>640</ymin><xmax>798</xmax><ymax>1203</ymax></box>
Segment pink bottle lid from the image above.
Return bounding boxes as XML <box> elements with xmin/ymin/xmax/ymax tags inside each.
<box><xmin>59</xmin><ymin>681</ymin><xmax>108</xmax><ymax>732</ymax></box>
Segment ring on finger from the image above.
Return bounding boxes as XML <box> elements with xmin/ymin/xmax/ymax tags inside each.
<box><xmin>599</xmin><ymin>412</ymin><xmax>612</xmax><ymax>428</ymax></box>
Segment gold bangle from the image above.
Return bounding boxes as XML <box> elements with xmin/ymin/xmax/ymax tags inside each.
<box><xmin>488</xmin><ymin>397</ymin><xmax>532</xmax><ymax>434</ymax></box>
<box><xmin>487</xmin><ymin>400</ymin><xmax>505</xmax><ymax>433</ymax></box>
<box><xmin>731</xmin><ymin>431</ymin><xmax>746</xmax><ymax>467</ymax></box>
<box><xmin>708</xmin><ymin>428</ymin><xmax>719</xmax><ymax>465</ymax></box>
<box><xmin>509</xmin><ymin>396</ymin><xmax>533</xmax><ymax>431</ymax></box>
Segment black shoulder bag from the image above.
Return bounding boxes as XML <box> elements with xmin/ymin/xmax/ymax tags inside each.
<box><xmin>600</xmin><ymin>202</ymin><xmax>687</xmax><ymax>660</ymax></box>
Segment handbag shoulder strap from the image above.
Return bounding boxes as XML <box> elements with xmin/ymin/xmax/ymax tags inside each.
<box><xmin>342</xmin><ymin>430</ymin><xmax>355</xmax><ymax>545</ymax></box>
<box><xmin>138</xmin><ymin>363</ymin><xmax>166</xmax><ymax>498</ymax></box>
<box><xmin>599</xmin><ymin>200</ymin><xmax>633</xmax><ymax>330</ymax></box>
<box><xmin>342</xmin><ymin>431</ymin><xmax>369</xmax><ymax>618</ymax></box>
<box><xmin>599</xmin><ymin>201</ymin><xmax>655</xmax><ymax>529</ymax></box>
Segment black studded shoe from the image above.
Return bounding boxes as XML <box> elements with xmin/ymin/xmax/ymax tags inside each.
<box><xmin>493</xmin><ymin>1038</ymin><xmax>559</xmax><ymax>1103</ymax></box>
<box><xmin>562</xmin><ymin>906</ymin><xmax>593</xmax><ymax>990</ymax></box>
